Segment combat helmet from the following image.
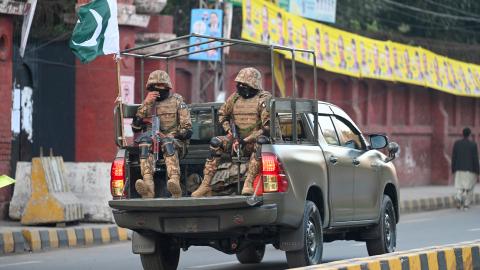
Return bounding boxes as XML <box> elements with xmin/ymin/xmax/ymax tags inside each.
<box><xmin>234</xmin><ymin>67</ymin><xmax>263</xmax><ymax>91</ymax></box>
<box><xmin>146</xmin><ymin>70</ymin><xmax>172</xmax><ymax>90</ymax></box>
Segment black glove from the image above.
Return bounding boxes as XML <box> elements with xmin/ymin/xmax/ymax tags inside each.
<box><xmin>131</xmin><ymin>116</ymin><xmax>145</xmax><ymax>133</ymax></box>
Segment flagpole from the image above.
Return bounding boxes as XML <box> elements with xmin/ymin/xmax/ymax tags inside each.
<box><xmin>115</xmin><ymin>54</ymin><xmax>127</xmax><ymax>147</ymax></box>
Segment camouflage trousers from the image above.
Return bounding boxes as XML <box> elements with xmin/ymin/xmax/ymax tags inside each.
<box><xmin>137</xmin><ymin>138</ymin><xmax>186</xmax><ymax>198</ymax></box>
<box><xmin>203</xmin><ymin>136</ymin><xmax>261</xmax><ymax>188</ymax></box>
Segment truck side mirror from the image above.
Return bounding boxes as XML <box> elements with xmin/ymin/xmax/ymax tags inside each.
<box><xmin>369</xmin><ymin>134</ymin><xmax>388</xmax><ymax>149</ymax></box>
<box><xmin>385</xmin><ymin>142</ymin><xmax>399</xmax><ymax>163</ymax></box>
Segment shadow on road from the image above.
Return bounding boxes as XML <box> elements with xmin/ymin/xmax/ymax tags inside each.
<box><xmin>183</xmin><ymin>261</ymin><xmax>289</xmax><ymax>270</ymax></box>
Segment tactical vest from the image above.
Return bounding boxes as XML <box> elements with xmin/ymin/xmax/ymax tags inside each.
<box><xmin>155</xmin><ymin>96</ymin><xmax>178</xmax><ymax>134</ymax></box>
<box><xmin>232</xmin><ymin>95</ymin><xmax>261</xmax><ymax>138</ymax></box>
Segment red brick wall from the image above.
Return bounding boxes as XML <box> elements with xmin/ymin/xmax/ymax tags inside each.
<box><xmin>134</xmin><ymin>55</ymin><xmax>478</xmax><ymax>187</ymax></box>
<box><xmin>75</xmin><ymin>26</ymin><xmax>136</xmax><ymax>161</ymax></box>
<box><xmin>80</xmin><ymin>44</ymin><xmax>480</xmax><ymax>187</ymax></box>
<box><xmin>0</xmin><ymin>16</ymin><xmax>13</xmax><ymax>217</ymax></box>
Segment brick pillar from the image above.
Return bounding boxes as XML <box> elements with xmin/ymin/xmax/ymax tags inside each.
<box><xmin>0</xmin><ymin>15</ymin><xmax>13</xmax><ymax>218</ymax></box>
<box><xmin>431</xmin><ymin>92</ymin><xmax>450</xmax><ymax>185</ymax></box>
<box><xmin>75</xmin><ymin>26</ymin><xmax>136</xmax><ymax>161</ymax></box>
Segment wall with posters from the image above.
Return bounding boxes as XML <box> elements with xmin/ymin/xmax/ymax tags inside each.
<box><xmin>241</xmin><ymin>0</ymin><xmax>480</xmax><ymax>98</ymax></box>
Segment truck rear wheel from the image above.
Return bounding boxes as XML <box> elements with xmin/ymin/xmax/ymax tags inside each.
<box><xmin>140</xmin><ymin>236</ymin><xmax>180</xmax><ymax>270</ymax></box>
<box><xmin>285</xmin><ymin>201</ymin><xmax>323</xmax><ymax>268</ymax></box>
<box><xmin>366</xmin><ymin>195</ymin><xmax>396</xmax><ymax>256</ymax></box>
<box><xmin>236</xmin><ymin>244</ymin><xmax>265</xmax><ymax>264</ymax></box>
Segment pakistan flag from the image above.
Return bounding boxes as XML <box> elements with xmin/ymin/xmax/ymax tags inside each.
<box><xmin>70</xmin><ymin>0</ymin><xmax>119</xmax><ymax>63</ymax></box>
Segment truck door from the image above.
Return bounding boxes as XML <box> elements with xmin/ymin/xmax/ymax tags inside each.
<box><xmin>329</xmin><ymin>116</ymin><xmax>379</xmax><ymax>221</ymax></box>
<box><xmin>318</xmin><ymin>115</ymin><xmax>355</xmax><ymax>223</ymax></box>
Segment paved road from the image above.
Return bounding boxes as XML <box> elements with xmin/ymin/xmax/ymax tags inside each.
<box><xmin>1</xmin><ymin>207</ymin><xmax>479</xmax><ymax>270</ymax></box>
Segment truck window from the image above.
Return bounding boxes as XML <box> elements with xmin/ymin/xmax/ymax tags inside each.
<box><xmin>318</xmin><ymin>115</ymin><xmax>340</xmax><ymax>146</ymax></box>
<box><xmin>331</xmin><ymin>116</ymin><xmax>365</xmax><ymax>150</ymax></box>
<box><xmin>278</xmin><ymin>113</ymin><xmax>308</xmax><ymax>143</ymax></box>
<box><xmin>190</xmin><ymin>109</ymin><xmax>224</xmax><ymax>144</ymax></box>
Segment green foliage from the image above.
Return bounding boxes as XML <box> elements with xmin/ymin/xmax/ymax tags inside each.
<box><xmin>336</xmin><ymin>0</ymin><xmax>480</xmax><ymax>45</ymax></box>
<box><xmin>13</xmin><ymin>0</ymin><xmax>75</xmax><ymax>40</ymax></box>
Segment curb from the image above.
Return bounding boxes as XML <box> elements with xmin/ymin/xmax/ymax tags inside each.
<box><xmin>0</xmin><ymin>226</ymin><xmax>130</xmax><ymax>255</ymax></box>
<box><xmin>300</xmin><ymin>240</ymin><xmax>480</xmax><ymax>270</ymax></box>
<box><xmin>400</xmin><ymin>193</ymin><xmax>480</xmax><ymax>214</ymax></box>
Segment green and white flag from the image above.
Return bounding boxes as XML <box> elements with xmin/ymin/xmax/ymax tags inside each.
<box><xmin>70</xmin><ymin>0</ymin><xmax>119</xmax><ymax>63</ymax></box>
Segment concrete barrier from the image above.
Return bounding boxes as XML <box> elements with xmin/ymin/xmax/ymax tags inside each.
<box><xmin>64</xmin><ymin>162</ymin><xmax>113</xmax><ymax>222</ymax></box>
<box><xmin>9</xmin><ymin>162</ymin><xmax>31</xmax><ymax>220</ymax></box>
<box><xmin>0</xmin><ymin>226</ymin><xmax>130</xmax><ymax>255</ymax></box>
<box><xmin>20</xmin><ymin>157</ymin><xmax>84</xmax><ymax>225</ymax></box>
<box><xmin>9</xmin><ymin>161</ymin><xmax>113</xmax><ymax>222</ymax></box>
<box><xmin>301</xmin><ymin>240</ymin><xmax>480</xmax><ymax>270</ymax></box>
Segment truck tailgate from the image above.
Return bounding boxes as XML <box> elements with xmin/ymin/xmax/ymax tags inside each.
<box><xmin>109</xmin><ymin>196</ymin><xmax>261</xmax><ymax>212</ymax></box>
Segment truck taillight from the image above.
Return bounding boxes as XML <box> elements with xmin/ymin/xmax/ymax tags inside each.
<box><xmin>110</xmin><ymin>158</ymin><xmax>125</xmax><ymax>198</ymax></box>
<box><xmin>261</xmin><ymin>152</ymin><xmax>288</xmax><ymax>193</ymax></box>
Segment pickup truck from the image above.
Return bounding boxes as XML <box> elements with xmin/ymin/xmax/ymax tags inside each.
<box><xmin>109</xmin><ymin>97</ymin><xmax>400</xmax><ymax>270</ymax></box>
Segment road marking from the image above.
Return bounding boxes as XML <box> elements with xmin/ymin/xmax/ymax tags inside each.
<box><xmin>401</xmin><ymin>218</ymin><xmax>431</xmax><ymax>224</ymax></box>
<box><xmin>351</xmin><ymin>243</ymin><xmax>365</xmax><ymax>247</ymax></box>
<box><xmin>0</xmin><ymin>261</ymin><xmax>42</xmax><ymax>268</ymax></box>
<box><xmin>468</xmin><ymin>228</ymin><xmax>480</xmax><ymax>232</ymax></box>
<box><xmin>185</xmin><ymin>261</ymin><xmax>238</xmax><ymax>269</ymax></box>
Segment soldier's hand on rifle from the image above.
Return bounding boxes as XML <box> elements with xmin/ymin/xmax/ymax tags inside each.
<box><xmin>233</xmin><ymin>140</ymin><xmax>240</xmax><ymax>153</ymax></box>
<box><xmin>145</xmin><ymin>91</ymin><xmax>159</xmax><ymax>104</ymax></box>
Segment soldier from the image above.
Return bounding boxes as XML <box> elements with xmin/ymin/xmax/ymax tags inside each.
<box><xmin>132</xmin><ymin>70</ymin><xmax>192</xmax><ymax>198</ymax></box>
<box><xmin>192</xmin><ymin>67</ymin><xmax>271</xmax><ymax>197</ymax></box>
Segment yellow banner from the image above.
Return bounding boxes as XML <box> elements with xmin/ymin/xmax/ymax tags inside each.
<box><xmin>241</xmin><ymin>0</ymin><xmax>480</xmax><ymax>98</ymax></box>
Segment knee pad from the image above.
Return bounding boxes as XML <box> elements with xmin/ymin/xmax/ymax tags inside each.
<box><xmin>256</xmin><ymin>135</ymin><xmax>270</xmax><ymax>145</ymax></box>
<box><xmin>210</xmin><ymin>137</ymin><xmax>223</xmax><ymax>148</ymax></box>
<box><xmin>162</xmin><ymin>142</ymin><xmax>176</xmax><ymax>157</ymax></box>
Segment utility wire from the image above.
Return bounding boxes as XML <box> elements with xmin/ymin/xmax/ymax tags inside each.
<box><xmin>424</xmin><ymin>0</ymin><xmax>480</xmax><ymax>19</ymax></box>
<box><xmin>382</xmin><ymin>0</ymin><xmax>480</xmax><ymax>23</ymax></box>
<box><xmin>337</xmin><ymin>7</ymin><xmax>480</xmax><ymax>33</ymax></box>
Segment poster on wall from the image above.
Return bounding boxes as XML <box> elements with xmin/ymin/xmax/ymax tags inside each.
<box><xmin>189</xmin><ymin>9</ymin><xmax>223</xmax><ymax>62</ymax></box>
<box><xmin>289</xmin><ymin>0</ymin><xmax>336</xmax><ymax>23</ymax></box>
<box><xmin>120</xmin><ymin>75</ymin><xmax>134</xmax><ymax>138</ymax></box>
<box><xmin>242</xmin><ymin>0</ymin><xmax>480</xmax><ymax>97</ymax></box>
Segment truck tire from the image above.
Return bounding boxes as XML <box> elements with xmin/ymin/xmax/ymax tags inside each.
<box><xmin>236</xmin><ymin>244</ymin><xmax>265</xmax><ymax>264</ymax></box>
<box><xmin>285</xmin><ymin>200</ymin><xmax>323</xmax><ymax>268</ymax></box>
<box><xmin>366</xmin><ymin>195</ymin><xmax>396</xmax><ymax>256</ymax></box>
<box><xmin>140</xmin><ymin>236</ymin><xmax>180</xmax><ymax>270</ymax></box>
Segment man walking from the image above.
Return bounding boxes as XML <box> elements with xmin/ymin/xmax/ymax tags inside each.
<box><xmin>451</xmin><ymin>127</ymin><xmax>479</xmax><ymax>210</ymax></box>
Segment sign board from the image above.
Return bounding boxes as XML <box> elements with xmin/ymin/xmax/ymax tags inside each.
<box><xmin>120</xmin><ymin>75</ymin><xmax>135</xmax><ymax>138</ymax></box>
<box><xmin>188</xmin><ymin>9</ymin><xmax>223</xmax><ymax>62</ymax></box>
<box><xmin>0</xmin><ymin>0</ymin><xmax>26</xmax><ymax>15</ymax></box>
<box><xmin>289</xmin><ymin>0</ymin><xmax>336</xmax><ymax>23</ymax></box>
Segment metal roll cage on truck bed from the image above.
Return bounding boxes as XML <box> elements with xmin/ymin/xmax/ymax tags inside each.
<box><xmin>110</xmin><ymin>34</ymin><xmax>400</xmax><ymax>270</ymax></box>
<box><xmin>114</xmin><ymin>33</ymin><xmax>320</xmax><ymax>148</ymax></box>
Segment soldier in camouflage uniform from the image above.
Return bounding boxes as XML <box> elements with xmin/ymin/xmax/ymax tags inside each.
<box><xmin>192</xmin><ymin>67</ymin><xmax>272</xmax><ymax>197</ymax></box>
<box><xmin>132</xmin><ymin>70</ymin><xmax>192</xmax><ymax>198</ymax></box>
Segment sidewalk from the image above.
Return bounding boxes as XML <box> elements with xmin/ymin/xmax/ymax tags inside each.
<box><xmin>399</xmin><ymin>183</ymin><xmax>480</xmax><ymax>214</ymax></box>
<box><xmin>1</xmin><ymin>184</ymin><xmax>479</xmax><ymax>255</ymax></box>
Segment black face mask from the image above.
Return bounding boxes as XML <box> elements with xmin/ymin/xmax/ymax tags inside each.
<box><xmin>237</xmin><ymin>84</ymin><xmax>258</xmax><ymax>99</ymax></box>
<box><xmin>148</xmin><ymin>85</ymin><xmax>170</xmax><ymax>101</ymax></box>
<box><xmin>157</xmin><ymin>90</ymin><xmax>170</xmax><ymax>101</ymax></box>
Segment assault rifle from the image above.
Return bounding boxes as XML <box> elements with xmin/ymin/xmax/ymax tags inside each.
<box><xmin>230</xmin><ymin>120</ymin><xmax>242</xmax><ymax>194</ymax></box>
<box><xmin>151</xmin><ymin>102</ymin><xmax>163</xmax><ymax>163</ymax></box>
